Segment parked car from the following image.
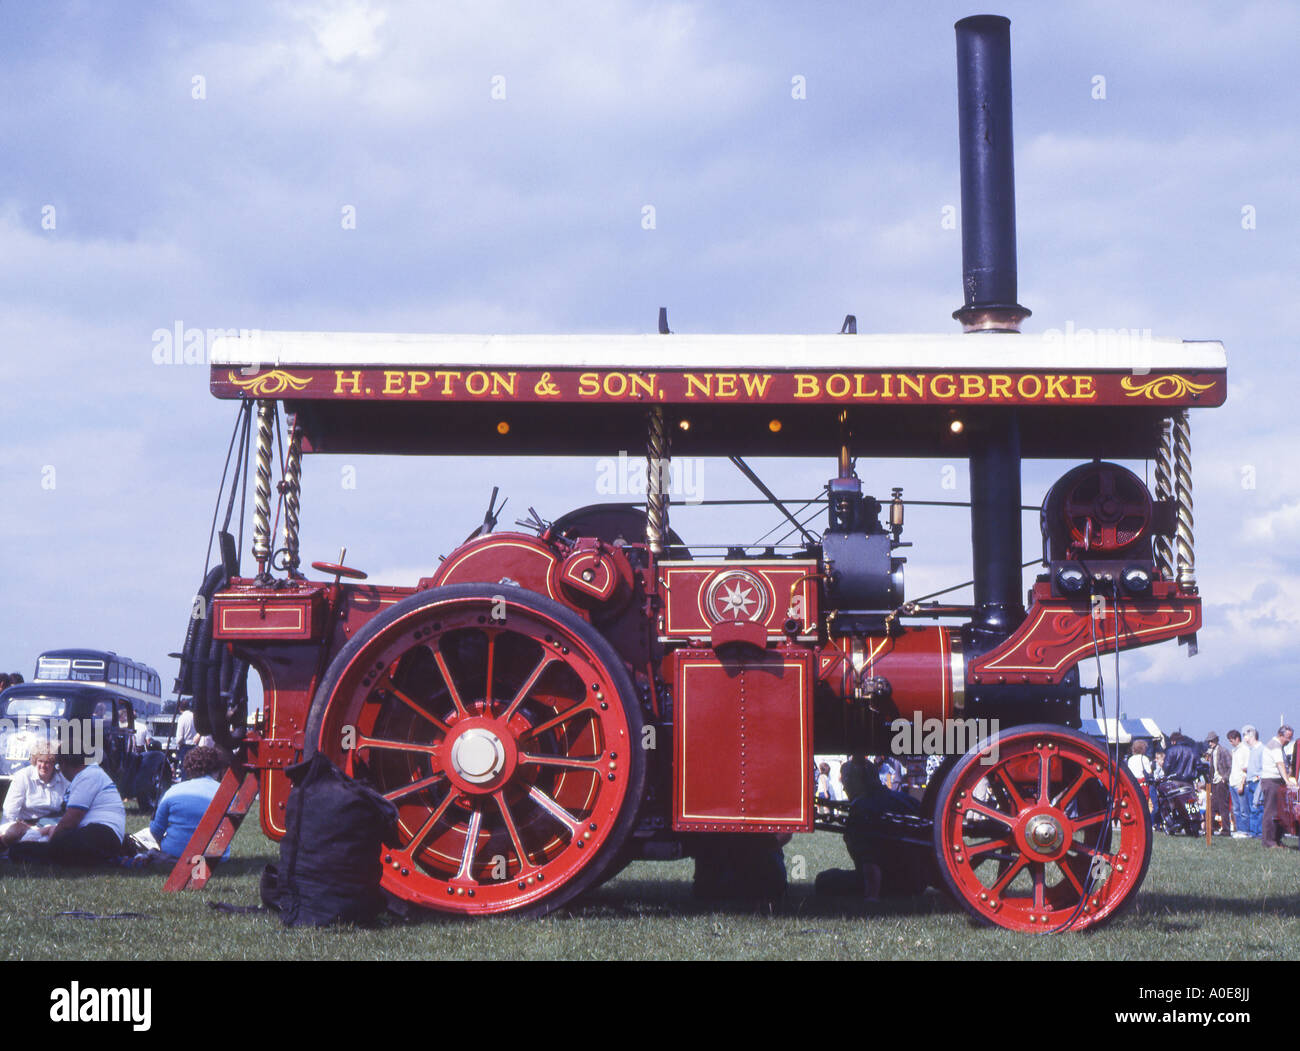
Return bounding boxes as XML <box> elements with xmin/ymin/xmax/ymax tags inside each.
<box><xmin>0</xmin><ymin>683</ymin><xmax>162</xmax><ymax>808</ymax></box>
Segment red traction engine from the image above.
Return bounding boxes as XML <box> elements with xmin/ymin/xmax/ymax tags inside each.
<box><xmin>167</xmin><ymin>16</ymin><xmax>1226</xmax><ymax>932</ymax></box>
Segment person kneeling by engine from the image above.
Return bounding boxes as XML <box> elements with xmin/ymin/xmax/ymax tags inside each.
<box><xmin>9</xmin><ymin>744</ymin><xmax>125</xmax><ymax>866</ymax></box>
<box><xmin>817</xmin><ymin>755</ymin><xmax>927</xmax><ymax>900</ymax></box>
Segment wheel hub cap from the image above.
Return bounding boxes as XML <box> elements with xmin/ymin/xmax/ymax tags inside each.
<box><xmin>451</xmin><ymin>728</ymin><xmax>506</xmax><ymax>784</ymax></box>
<box><xmin>1025</xmin><ymin>814</ymin><xmax>1064</xmax><ymax>855</ymax></box>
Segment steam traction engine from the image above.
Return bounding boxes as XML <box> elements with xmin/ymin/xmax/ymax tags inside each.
<box><xmin>169</xmin><ymin>16</ymin><xmax>1225</xmax><ymax>932</ymax></box>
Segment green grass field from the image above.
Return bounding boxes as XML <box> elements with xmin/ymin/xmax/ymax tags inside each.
<box><xmin>2</xmin><ymin>819</ymin><xmax>1296</xmax><ymax>961</ymax></box>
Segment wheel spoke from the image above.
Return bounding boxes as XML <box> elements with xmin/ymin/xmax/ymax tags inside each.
<box><xmin>519</xmin><ymin>700</ymin><xmax>596</xmax><ymax>742</ymax></box>
<box><xmin>965</xmin><ymin>836</ymin><xmax>1016</xmax><ymax>859</ymax></box>
<box><xmin>1036</xmin><ymin>753</ymin><xmax>1051</xmax><ymax>804</ymax></box>
<box><xmin>1053</xmin><ymin>769</ymin><xmax>1089</xmax><ymax>810</ymax></box>
<box><xmin>401</xmin><ymin>789</ymin><xmax>459</xmax><ymax>859</ymax></box>
<box><xmin>383</xmin><ymin>771</ymin><xmax>447</xmax><ymax>803</ymax></box>
<box><xmin>432</xmin><ymin>650</ymin><xmax>471</xmax><ymax>720</ymax></box>
<box><xmin>357</xmin><ymin>734</ymin><xmax>441</xmax><ymax>758</ymax></box>
<box><xmin>453</xmin><ymin>806</ymin><xmax>484</xmax><ymax>883</ymax></box>
<box><xmin>483</xmin><ymin>631</ymin><xmax>497</xmax><ymax>717</ymax></box>
<box><xmin>1032</xmin><ymin>864</ymin><xmax>1046</xmax><ymax>909</ymax></box>
<box><xmin>500</xmin><ymin>653</ymin><xmax>560</xmax><ymax>722</ymax></box>
<box><xmin>1057</xmin><ymin>853</ymin><xmax>1087</xmax><ymax>896</ymax></box>
<box><xmin>494</xmin><ymin>791</ymin><xmax>534</xmax><ymax>874</ymax></box>
<box><xmin>527</xmin><ymin>785</ymin><xmax>583</xmax><ymax>836</ymax></box>
<box><xmin>990</xmin><ymin>855</ymin><xmax>1028</xmax><ymax>896</ymax></box>
<box><xmin>1073</xmin><ymin>810</ymin><xmax>1110</xmax><ymax>830</ymax></box>
<box><xmin>964</xmin><ymin>798</ymin><xmax>1016</xmax><ymax>828</ymax></box>
<box><xmin>520</xmin><ymin>752</ymin><xmax>604</xmax><ymax>772</ymax></box>
<box><xmin>989</xmin><ymin>767</ymin><xmax>1029</xmax><ymax>812</ymax></box>
<box><xmin>377</xmin><ymin>673</ymin><xmax>451</xmax><ymax>733</ymax></box>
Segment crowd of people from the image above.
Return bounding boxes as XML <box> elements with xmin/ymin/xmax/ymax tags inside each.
<box><xmin>1127</xmin><ymin>725</ymin><xmax>1298</xmax><ymax>848</ymax></box>
<box><xmin>0</xmin><ymin>737</ymin><xmax>230</xmax><ymax>870</ymax></box>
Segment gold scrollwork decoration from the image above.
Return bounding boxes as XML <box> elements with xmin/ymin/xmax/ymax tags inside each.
<box><xmin>226</xmin><ymin>369</ymin><xmax>313</xmax><ymax>396</ymax></box>
<box><xmin>1120</xmin><ymin>375</ymin><xmax>1215</xmax><ymax>400</ymax></box>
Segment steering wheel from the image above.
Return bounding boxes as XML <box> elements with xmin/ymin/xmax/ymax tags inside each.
<box><xmin>311</xmin><ymin>560</ymin><xmax>369</xmax><ymax>580</ymax></box>
<box><xmin>1062</xmin><ymin>464</ymin><xmax>1152</xmax><ymax>553</ymax></box>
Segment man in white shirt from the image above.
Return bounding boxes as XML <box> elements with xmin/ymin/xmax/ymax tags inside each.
<box><xmin>175</xmin><ymin>700</ymin><xmax>200</xmax><ymax>765</ymax></box>
<box><xmin>1227</xmin><ymin>729</ymin><xmax>1250</xmax><ymax>838</ymax></box>
<box><xmin>0</xmin><ymin>742</ymin><xmax>70</xmax><ymax>847</ymax></box>
<box><xmin>9</xmin><ymin>745</ymin><xmax>126</xmax><ymax>865</ymax></box>
<box><xmin>1260</xmin><ymin>725</ymin><xmax>1296</xmax><ymax>849</ymax></box>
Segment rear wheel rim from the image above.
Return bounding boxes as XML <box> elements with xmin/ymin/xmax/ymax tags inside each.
<box><xmin>316</xmin><ymin>596</ymin><xmax>637</xmax><ymax>914</ymax></box>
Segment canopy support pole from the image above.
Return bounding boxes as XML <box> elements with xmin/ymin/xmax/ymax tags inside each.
<box><xmin>646</xmin><ymin>406</ymin><xmax>669</xmax><ymax>555</ymax></box>
<box><xmin>280</xmin><ymin>418</ymin><xmax>303</xmax><ymax>577</ymax></box>
<box><xmin>1154</xmin><ymin>417</ymin><xmax>1174</xmax><ymax>580</ymax></box>
<box><xmin>252</xmin><ymin>399</ymin><xmax>274</xmax><ymax>579</ymax></box>
<box><xmin>1173</xmin><ymin>409</ymin><xmax>1196</xmax><ymax>592</ymax></box>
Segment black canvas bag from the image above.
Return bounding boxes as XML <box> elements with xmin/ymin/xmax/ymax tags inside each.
<box><xmin>262</xmin><ymin>753</ymin><xmax>399</xmax><ymax>927</ymax></box>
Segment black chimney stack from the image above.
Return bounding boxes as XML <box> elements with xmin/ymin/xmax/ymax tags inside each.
<box><xmin>953</xmin><ymin>15</ymin><xmax>1030</xmax><ymax>333</ymax></box>
<box><xmin>956</xmin><ymin>15</ymin><xmax>1027</xmax><ymax>641</ymax></box>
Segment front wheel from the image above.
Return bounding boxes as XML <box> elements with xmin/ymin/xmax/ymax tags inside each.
<box><xmin>932</xmin><ymin>723</ymin><xmax>1152</xmax><ymax>932</ymax></box>
<box><xmin>304</xmin><ymin>584</ymin><xmax>647</xmax><ymax>916</ymax></box>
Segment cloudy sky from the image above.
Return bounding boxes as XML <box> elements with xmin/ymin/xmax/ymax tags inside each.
<box><xmin>0</xmin><ymin>0</ymin><xmax>1295</xmax><ymax>741</ymax></box>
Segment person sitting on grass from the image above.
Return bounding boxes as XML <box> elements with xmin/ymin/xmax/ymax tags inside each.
<box><xmin>0</xmin><ymin>741</ymin><xmax>70</xmax><ymax>849</ymax></box>
<box><xmin>145</xmin><ymin>745</ymin><xmax>230</xmax><ymax>865</ymax></box>
<box><xmin>8</xmin><ymin>745</ymin><xmax>125</xmax><ymax>866</ymax></box>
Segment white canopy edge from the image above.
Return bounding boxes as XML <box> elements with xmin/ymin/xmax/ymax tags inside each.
<box><xmin>1080</xmin><ymin>717</ymin><xmax>1165</xmax><ymax>744</ymax></box>
<box><xmin>210</xmin><ymin>331</ymin><xmax>1226</xmax><ymax>373</ymax></box>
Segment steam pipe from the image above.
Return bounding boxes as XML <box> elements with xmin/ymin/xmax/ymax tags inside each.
<box><xmin>952</xmin><ymin>15</ymin><xmax>1030</xmax><ymax>333</ymax></box>
<box><xmin>954</xmin><ymin>16</ymin><xmax>1028</xmax><ymax>639</ymax></box>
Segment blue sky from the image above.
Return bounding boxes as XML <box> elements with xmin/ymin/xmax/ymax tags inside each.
<box><xmin>1</xmin><ymin>0</ymin><xmax>1296</xmax><ymax>741</ymax></box>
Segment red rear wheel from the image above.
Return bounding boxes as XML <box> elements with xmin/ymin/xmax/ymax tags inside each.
<box><xmin>932</xmin><ymin>723</ymin><xmax>1151</xmax><ymax>932</ymax></box>
<box><xmin>305</xmin><ymin>584</ymin><xmax>646</xmax><ymax>916</ymax></box>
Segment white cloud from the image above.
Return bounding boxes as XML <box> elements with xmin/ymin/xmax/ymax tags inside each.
<box><xmin>297</xmin><ymin>1</ymin><xmax>388</xmax><ymax>63</ymax></box>
<box><xmin>1243</xmin><ymin>501</ymin><xmax>1300</xmax><ymax>544</ymax></box>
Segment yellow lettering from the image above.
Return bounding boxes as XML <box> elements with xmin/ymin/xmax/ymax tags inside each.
<box><xmin>715</xmin><ymin>374</ymin><xmax>738</xmax><ymax>398</ymax></box>
<box><xmin>931</xmin><ymin>374</ymin><xmax>956</xmax><ymax>398</ymax></box>
<box><xmin>794</xmin><ymin>375</ymin><xmax>820</xmax><ymax>399</ymax></box>
<box><xmin>435</xmin><ymin>371</ymin><xmax>461</xmax><ymax>395</ymax></box>
<box><xmin>1072</xmin><ymin>376</ymin><xmax>1095</xmax><ymax>399</ymax></box>
<box><xmin>1017</xmin><ymin>374</ymin><xmax>1044</xmax><ymax>399</ymax></box>
<box><xmin>741</xmin><ymin>374</ymin><xmax>772</xmax><ymax>398</ymax></box>
<box><xmin>1044</xmin><ymin>375</ymin><xmax>1069</xmax><ymax>400</ymax></box>
<box><xmin>898</xmin><ymin>374</ymin><xmax>924</xmax><ymax>399</ymax></box>
<box><xmin>578</xmin><ymin>373</ymin><xmax>600</xmax><ymax>397</ymax></box>
<box><xmin>853</xmin><ymin>374</ymin><xmax>879</xmax><ymax>398</ymax></box>
<box><xmin>960</xmin><ymin>374</ymin><xmax>987</xmax><ymax>399</ymax></box>
<box><xmin>685</xmin><ymin>374</ymin><xmax>711</xmax><ymax>398</ymax></box>
<box><xmin>491</xmin><ymin>371</ymin><xmax>517</xmax><ymax>396</ymax></box>
<box><xmin>988</xmin><ymin>374</ymin><xmax>1013</xmax><ymax>399</ymax></box>
<box><xmin>604</xmin><ymin>372</ymin><xmax>629</xmax><ymax>397</ymax></box>
<box><xmin>465</xmin><ymin>371</ymin><xmax>490</xmax><ymax>396</ymax></box>
<box><xmin>826</xmin><ymin>374</ymin><xmax>851</xmax><ymax>398</ymax></box>
<box><xmin>383</xmin><ymin>371</ymin><xmax>406</xmax><ymax>395</ymax></box>
<box><xmin>629</xmin><ymin>373</ymin><xmax>656</xmax><ymax>399</ymax></box>
<box><xmin>408</xmin><ymin>371</ymin><xmax>431</xmax><ymax>395</ymax></box>
<box><xmin>333</xmin><ymin>370</ymin><xmax>362</xmax><ymax>395</ymax></box>
<box><xmin>882</xmin><ymin>374</ymin><xmax>893</xmax><ymax>398</ymax></box>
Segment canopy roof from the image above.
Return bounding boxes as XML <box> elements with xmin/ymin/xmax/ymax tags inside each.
<box><xmin>1079</xmin><ymin>717</ymin><xmax>1165</xmax><ymax>745</ymax></box>
<box><xmin>209</xmin><ymin>331</ymin><xmax>1226</xmax><ymax>458</ymax></box>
